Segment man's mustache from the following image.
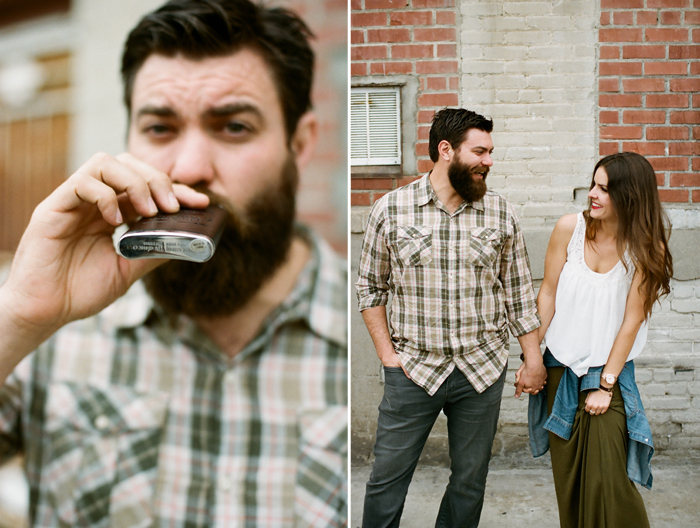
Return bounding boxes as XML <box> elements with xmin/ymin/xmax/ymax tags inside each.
<box><xmin>188</xmin><ymin>183</ymin><xmax>251</xmax><ymax>237</ymax></box>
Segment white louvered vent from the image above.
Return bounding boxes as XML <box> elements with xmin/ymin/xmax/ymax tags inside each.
<box><xmin>350</xmin><ymin>86</ymin><xmax>401</xmax><ymax>166</ymax></box>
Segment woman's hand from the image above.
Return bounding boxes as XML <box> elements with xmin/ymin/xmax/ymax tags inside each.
<box><xmin>584</xmin><ymin>389</ymin><xmax>613</xmax><ymax>416</ymax></box>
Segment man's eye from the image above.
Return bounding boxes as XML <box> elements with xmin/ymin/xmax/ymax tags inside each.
<box><xmin>145</xmin><ymin>124</ymin><xmax>172</xmax><ymax>135</ymax></box>
<box><xmin>225</xmin><ymin>122</ymin><xmax>248</xmax><ymax>134</ymax></box>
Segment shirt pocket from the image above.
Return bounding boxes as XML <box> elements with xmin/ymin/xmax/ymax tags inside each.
<box><xmin>296</xmin><ymin>406</ymin><xmax>347</xmax><ymax>527</ymax></box>
<box><xmin>43</xmin><ymin>382</ymin><xmax>168</xmax><ymax>528</ymax></box>
<box><xmin>469</xmin><ymin>227</ymin><xmax>503</xmax><ymax>268</ymax></box>
<box><xmin>393</xmin><ymin>225</ymin><xmax>433</xmax><ymax>267</ymax></box>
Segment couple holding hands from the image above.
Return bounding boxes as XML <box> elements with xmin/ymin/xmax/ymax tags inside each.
<box><xmin>357</xmin><ymin>108</ymin><xmax>673</xmax><ymax>528</ymax></box>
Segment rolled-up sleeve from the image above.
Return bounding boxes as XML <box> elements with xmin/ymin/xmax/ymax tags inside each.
<box><xmin>355</xmin><ymin>198</ymin><xmax>391</xmax><ymax>311</ymax></box>
<box><xmin>499</xmin><ymin>204</ymin><xmax>540</xmax><ymax>337</ymax></box>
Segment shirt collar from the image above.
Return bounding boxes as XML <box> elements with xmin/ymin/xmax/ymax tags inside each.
<box><xmin>417</xmin><ymin>172</ymin><xmax>486</xmax><ymax>212</ymax></box>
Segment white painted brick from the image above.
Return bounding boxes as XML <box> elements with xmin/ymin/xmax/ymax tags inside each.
<box><xmin>671</xmin><ymin>410</ymin><xmax>700</xmax><ymax>423</ymax></box>
<box><xmin>667</xmin><ymin>383</ymin><xmax>691</xmax><ymax>396</ymax></box>
<box><xmin>525</xmin><ymin>16</ymin><xmax>577</xmax><ymax>31</ymax></box>
<box><xmin>505</xmin><ymin>61</ymin><xmax>551</xmax><ymax>75</ymax></box>
<box><xmin>553</xmin><ymin>30</ymin><xmax>597</xmax><ymax>45</ymax></box>
<box><xmin>351</xmin><ymin>208</ymin><xmax>370</xmax><ymax>234</ymax></box>
<box><xmin>522</xmin><ymin>204</ymin><xmax>570</xmax><ymax>218</ymax></box>
<box><xmin>672</xmin><ymin>299</ymin><xmax>700</xmax><ymax>313</ymax></box>
<box><xmin>503</xmin><ymin>117</ymin><xmax>552</xmax><ymax>132</ymax></box>
<box><xmin>505</xmin><ymin>190</ymin><xmax>530</xmax><ymax>203</ymax></box>
<box><xmin>480</xmin><ymin>46</ymin><xmax>529</xmax><ymax>60</ymax></box>
<box><xmin>481</xmin><ymin>16</ymin><xmax>527</xmax><ymax>32</ymax></box>
<box><xmin>496</xmin><ymin>90</ymin><xmax>520</xmax><ymax>103</ymax></box>
<box><xmin>519</xmin><ymin>217</ymin><xmax>546</xmax><ymax>228</ymax></box>
<box><xmin>463</xmin><ymin>61</ymin><xmax>506</xmax><ymax>74</ymax></box>
<box><xmin>503</xmin><ymin>175</ymin><xmax>547</xmax><ymax>187</ymax></box>
<box><xmin>528</xmin><ymin>46</ymin><xmax>577</xmax><ymax>60</ymax></box>
<box><xmin>671</xmin><ymin>329</ymin><xmax>700</xmax><ymax>341</ymax></box>
<box><xmin>636</xmin><ymin>368</ymin><xmax>654</xmax><ymax>383</ymax></box>
<box><xmin>672</xmin><ymin>283</ymin><xmax>697</xmax><ymax>299</ymax></box>
<box><xmin>551</xmin><ymin>174</ymin><xmax>586</xmax><ymax>188</ymax></box>
<box><xmin>503</xmin><ymin>2</ymin><xmax>553</xmax><ymax>17</ymax></box>
<box><xmin>461</xmin><ymin>30</ymin><xmax>505</xmax><ymax>45</ymax></box>
<box><xmin>505</xmin><ymin>31</ymin><xmax>552</xmax><ymax>46</ymax></box>
<box><xmin>482</xmin><ymin>75</ymin><xmax>529</xmax><ymax>90</ymax></box>
<box><xmin>688</xmin><ymin>382</ymin><xmax>700</xmax><ymax>396</ymax></box>
<box><xmin>668</xmin><ymin>436</ymin><xmax>700</xmax><ymax>449</ymax></box>
<box><xmin>551</xmin><ymin>145</ymin><xmax>595</xmax><ymax>159</ymax></box>
<box><xmin>461</xmin><ymin>44</ymin><xmax>485</xmax><ymax>60</ymax></box>
<box><xmin>517</xmin><ymin>89</ymin><xmax>543</xmax><ymax>103</ymax></box>
<box><xmin>650</xmin><ymin>313</ymin><xmax>694</xmax><ymax>328</ymax></box>
<box><xmin>488</xmin><ymin>104</ymin><xmax>532</xmax><ymax>118</ymax></box>
<box><xmin>464</xmin><ymin>90</ymin><xmax>496</xmax><ymax>105</ymax></box>
<box><xmin>462</xmin><ymin>75</ymin><xmax>486</xmax><ymax>90</ymax></box>
<box><xmin>529</xmin><ymin>189</ymin><xmax>553</xmax><ymax>202</ymax></box>
<box><xmin>553</xmin><ymin>1</ymin><xmax>596</xmax><ymax>16</ymax></box>
<box><xmin>506</xmin><ymin>146</ymin><xmax>552</xmax><ymax>159</ymax></box>
<box><xmin>643</xmin><ymin>383</ymin><xmax>669</xmax><ymax>397</ymax></box>
<box><xmin>551</xmin><ymin>189</ymin><xmax>574</xmax><ymax>202</ymax></box>
<box><xmin>459</xmin><ymin>2</ymin><xmax>503</xmax><ymax>17</ymax></box>
<box><xmin>655</xmin><ymin>369</ymin><xmax>676</xmax><ymax>382</ymax></box>
<box><xmin>645</xmin><ymin>397</ymin><xmax>691</xmax><ymax>410</ymax></box>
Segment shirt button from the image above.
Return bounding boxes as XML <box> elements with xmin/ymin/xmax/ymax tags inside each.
<box><xmin>94</xmin><ymin>415</ymin><xmax>110</xmax><ymax>431</ymax></box>
<box><xmin>219</xmin><ymin>476</ymin><xmax>232</xmax><ymax>492</ymax></box>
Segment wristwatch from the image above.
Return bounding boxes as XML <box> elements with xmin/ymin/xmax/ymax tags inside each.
<box><xmin>601</xmin><ymin>372</ymin><xmax>617</xmax><ymax>385</ymax></box>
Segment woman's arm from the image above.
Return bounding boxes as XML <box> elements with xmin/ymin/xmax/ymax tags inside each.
<box><xmin>536</xmin><ymin>214</ymin><xmax>577</xmax><ymax>343</ymax></box>
<box><xmin>585</xmin><ymin>270</ymin><xmax>647</xmax><ymax>415</ymax></box>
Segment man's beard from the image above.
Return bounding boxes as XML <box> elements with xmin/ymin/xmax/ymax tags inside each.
<box><xmin>143</xmin><ymin>156</ymin><xmax>298</xmax><ymax>319</ymax></box>
<box><xmin>447</xmin><ymin>156</ymin><xmax>488</xmax><ymax>203</ymax></box>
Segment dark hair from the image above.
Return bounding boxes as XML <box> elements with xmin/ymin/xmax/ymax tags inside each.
<box><xmin>584</xmin><ymin>151</ymin><xmax>673</xmax><ymax>317</ymax></box>
<box><xmin>121</xmin><ymin>0</ymin><xmax>315</xmax><ymax>138</ymax></box>
<box><xmin>428</xmin><ymin>108</ymin><xmax>493</xmax><ymax>162</ymax></box>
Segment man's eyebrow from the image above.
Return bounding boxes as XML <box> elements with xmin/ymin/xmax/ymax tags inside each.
<box><xmin>205</xmin><ymin>102</ymin><xmax>264</xmax><ymax>120</ymax></box>
<box><xmin>134</xmin><ymin>105</ymin><xmax>177</xmax><ymax>119</ymax></box>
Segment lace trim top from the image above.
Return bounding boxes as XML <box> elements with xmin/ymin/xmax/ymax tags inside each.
<box><xmin>544</xmin><ymin>213</ymin><xmax>647</xmax><ymax>376</ymax></box>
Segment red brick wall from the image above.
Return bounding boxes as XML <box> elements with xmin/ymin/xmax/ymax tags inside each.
<box><xmin>351</xmin><ymin>0</ymin><xmax>459</xmax><ymax>206</ymax></box>
<box><xmin>599</xmin><ymin>0</ymin><xmax>700</xmax><ymax>203</ymax></box>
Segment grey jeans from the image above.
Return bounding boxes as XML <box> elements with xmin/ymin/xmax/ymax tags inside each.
<box><xmin>361</xmin><ymin>365</ymin><xmax>507</xmax><ymax>528</ymax></box>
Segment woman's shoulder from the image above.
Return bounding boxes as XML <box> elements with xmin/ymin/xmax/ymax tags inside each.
<box><xmin>552</xmin><ymin>213</ymin><xmax>579</xmax><ymax>240</ymax></box>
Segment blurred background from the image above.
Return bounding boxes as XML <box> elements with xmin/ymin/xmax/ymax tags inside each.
<box><xmin>0</xmin><ymin>0</ymin><xmax>347</xmax><ymax>524</ymax></box>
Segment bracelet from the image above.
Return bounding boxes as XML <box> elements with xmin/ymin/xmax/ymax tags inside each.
<box><xmin>598</xmin><ymin>385</ymin><xmax>613</xmax><ymax>396</ymax></box>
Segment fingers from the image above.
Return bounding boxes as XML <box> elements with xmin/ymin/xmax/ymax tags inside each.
<box><xmin>45</xmin><ymin>153</ymin><xmax>212</xmax><ymax>228</ymax></box>
<box><xmin>172</xmin><ymin>184</ymin><xmax>210</xmax><ymax>209</ymax></box>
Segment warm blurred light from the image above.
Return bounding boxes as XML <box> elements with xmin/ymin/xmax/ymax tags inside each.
<box><xmin>0</xmin><ymin>57</ymin><xmax>44</xmax><ymax>107</ymax></box>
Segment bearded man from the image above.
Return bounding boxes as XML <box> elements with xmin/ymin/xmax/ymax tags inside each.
<box><xmin>356</xmin><ymin>108</ymin><xmax>545</xmax><ymax>528</ymax></box>
<box><xmin>0</xmin><ymin>1</ymin><xmax>346</xmax><ymax>527</ymax></box>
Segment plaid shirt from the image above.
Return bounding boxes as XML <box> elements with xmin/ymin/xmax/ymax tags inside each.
<box><xmin>0</xmin><ymin>228</ymin><xmax>347</xmax><ymax>528</ymax></box>
<box><xmin>356</xmin><ymin>174</ymin><xmax>539</xmax><ymax>396</ymax></box>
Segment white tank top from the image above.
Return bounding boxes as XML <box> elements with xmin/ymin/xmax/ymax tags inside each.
<box><xmin>544</xmin><ymin>213</ymin><xmax>648</xmax><ymax>376</ymax></box>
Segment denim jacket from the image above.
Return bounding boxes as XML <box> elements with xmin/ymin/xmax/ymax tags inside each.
<box><xmin>528</xmin><ymin>349</ymin><xmax>654</xmax><ymax>489</ymax></box>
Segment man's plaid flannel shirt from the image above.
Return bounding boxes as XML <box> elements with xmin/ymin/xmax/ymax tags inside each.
<box><xmin>356</xmin><ymin>174</ymin><xmax>539</xmax><ymax>396</ymax></box>
<box><xmin>0</xmin><ymin>229</ymin><xmax>347</xmax><ymax>528</ymax></box>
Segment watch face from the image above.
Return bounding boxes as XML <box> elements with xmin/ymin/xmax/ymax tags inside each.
<box><xmin>604</xmin><ymin>374</ymin><xmax>615</xmax><ymax>384</ymax></box>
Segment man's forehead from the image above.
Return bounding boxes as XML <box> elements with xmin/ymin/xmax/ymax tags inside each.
<box><xmin>130</xmin><ymin>50</ymin><xmax>281</xmax><ymax>116</ymax></box>
<box><xmin>462</xmin><ymin>128</ymin><xmax>493</xmax><ymax>148</ymax></box>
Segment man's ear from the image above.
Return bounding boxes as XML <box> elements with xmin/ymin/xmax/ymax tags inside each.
<box><xmin>438</xmin><ymin>139</ymin><xmax>453</xmax><ymax>162</ymax></box>
<box><xmin>290</xmin><ymin>112</ymin><xmax>318</xmax><ymax>169</ymax></box>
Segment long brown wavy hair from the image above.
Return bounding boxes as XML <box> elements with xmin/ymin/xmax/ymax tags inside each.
<box><xmin>584</xmin><ymin>152</ymin><xmax>673</xmax><ymax>318</ymax></box>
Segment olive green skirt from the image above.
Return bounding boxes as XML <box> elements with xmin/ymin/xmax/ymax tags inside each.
<box><xmin>546</xmin><ymin>366</ymin><xmax>650</xmax><ymax>528</ymax></box>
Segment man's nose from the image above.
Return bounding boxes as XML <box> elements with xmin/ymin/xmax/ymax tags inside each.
<box><xmin>483</xmin><ymin>154</ymin><xmax>493</xmax><ymax>167</ymax></box>
<box><xmin>168</xmin><ymin>131</ymin><xmax>215</xmax><ymax>187</ymax></box>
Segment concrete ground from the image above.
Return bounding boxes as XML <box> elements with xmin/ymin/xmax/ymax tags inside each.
<box><xmin>351</xmin><ymin>456</ymin><xmax>700</xmax><ymax>527</ymax></box>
